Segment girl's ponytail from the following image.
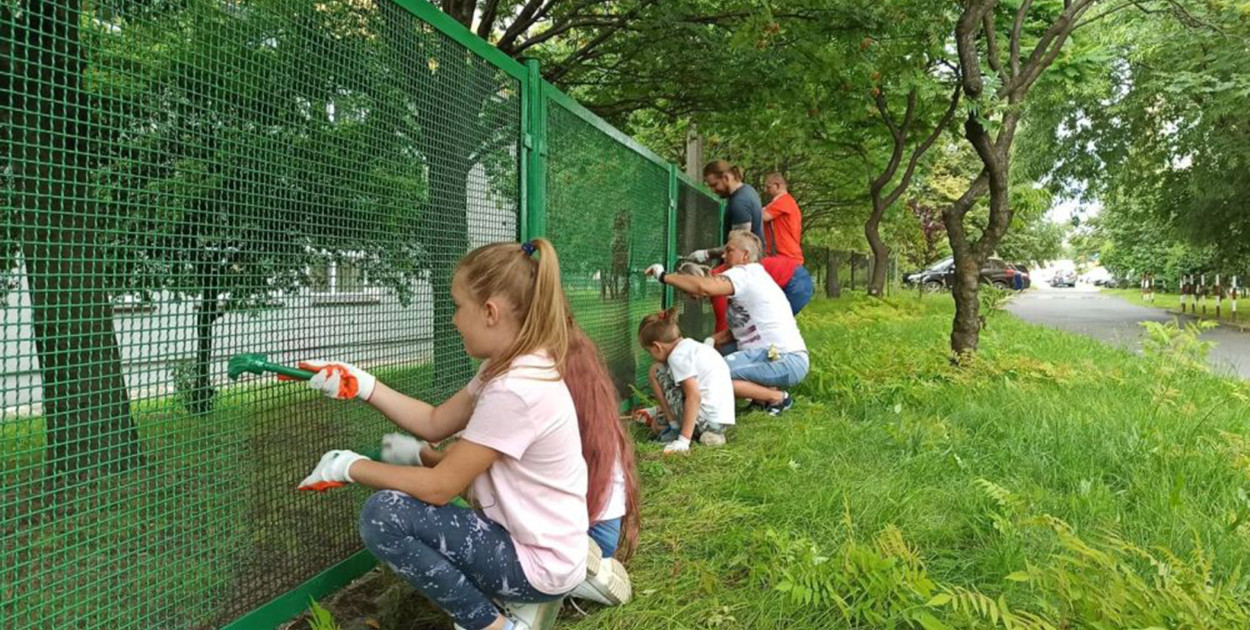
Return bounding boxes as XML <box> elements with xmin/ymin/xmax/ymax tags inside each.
<box><xmin>515</xmin><ymin>238</ymin><xmax>569</xmax><ymax>368</ymax></box>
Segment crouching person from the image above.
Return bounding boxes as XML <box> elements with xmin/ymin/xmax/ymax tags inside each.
<box><xmin>647</xmin><ymin>230</ymin><xmax>809</xmax><ymax>415</ymax></box>
<box><xmin>296</xmin><ymin>240</ymin><xmax>585</xmax><ymax>630</ymax></box>
<box><xmin>636</xmin><ymin>307</ymin><xmax>736</xmax><ymax>453</ymax></box>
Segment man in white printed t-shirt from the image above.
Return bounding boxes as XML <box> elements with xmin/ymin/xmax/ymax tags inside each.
<box><xmin>645</xmin><ymin>230</ymin><xmax>809</xmax><ymax>416</ymax></box>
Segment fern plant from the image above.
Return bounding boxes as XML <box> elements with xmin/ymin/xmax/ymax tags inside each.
<box><xmin>1139</xmin><ymin>318</ymin><xmax>1217</xmax><ymax>372</ymax></box>
<box><xmin>307</xmin><ymin>598</ymin><xmax>340</xmax><ymax>630</ymax></box>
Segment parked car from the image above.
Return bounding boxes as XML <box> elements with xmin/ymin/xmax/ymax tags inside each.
<box><xmin>904</xmin><ymin>257</ymin><xmax>1031</xmax><ymax>291</ymax></box>
<box><xmin>1050</xmin><ymin>271</ymin><xmax>1077</xmax><ymax>288</ymax></box>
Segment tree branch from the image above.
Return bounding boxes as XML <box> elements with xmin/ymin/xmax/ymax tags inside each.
<box><xmin>511</xmin><ymin>16</ymin><xmax>618</xmax><ymax>54</ymax></box>
<box><xmin>873</xmin><ymin>90</ymin><xmax>903</xmax><ymax>141</ymax></box>
<box><xmin>884</xmin><ymin>83</ymin><xmax>962</xmax><ymax>209</ymax></box>
<box><xmin>870</xmin><ymin>89</ymin><xmax>918</xmax><ymax>198</ymax></box>
<box><xmin>477</xmin><ymin>0</ymin><xmax>503</xmax><ymax>40</ymax></box>
<box><xmin>956</xmin><ymin>0</ymin><xmax>996</xmax><ymax>99</ymax></box>
<box><xmin>983</xmin><ymin>11</ymin><xmax>1010</xmax><ymax>86</ymax></box>
<box><xmin>440</xmin><ymin>0</ymin><xmax>474</xmax><ymax>28</ymax></box>
<box><xmin>545</xmin><ymin>1</ymin><xmax>659</xmax><ymax>82</ymax></box>
<box><xmin>1014</xmin><ymin>0</ymin><xmax>1097</xmax><ymax>99</ymax></box>
<box><xmin>496</xmin><ymin>0</ymin><xmax>551</xmax><ymax>54</ymax></box>
<box><xmin>1010</xmin><ymin>0</ymin><xmax>1034</xmax><ymax>76</ymax></box>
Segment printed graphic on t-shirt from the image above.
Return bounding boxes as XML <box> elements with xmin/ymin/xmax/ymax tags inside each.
<box><xmin>728</xmin><ymin>300</ymin><xmax>761</xmax><ymax>346</ymax></box>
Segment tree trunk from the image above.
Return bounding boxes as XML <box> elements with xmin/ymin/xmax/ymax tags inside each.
<box><xmin>949</xmin><ymin>251</ymin><xmax>982</xmax><ymax>358</ymax></box>
<box><xmin>189</xmin><ymin>265</ymin><xmax>221</xmax><ymax>416</ymax></box>
<box><xmin>865</xmin><ymin>200</ymin><xmax>890</xmax><ymax>297</ymax></box>
<box><xmin>826</xmin><ymin>250</ymin><xmax>841</xmax><ymax>298</ymax></box>
<box><xmin>426</xmin><ymin>153</ymin><xmax>473</xmax><ymax>394</ymax></box>
<box><xmin>10</xmin><ymin>0</ymin><xmax>141</xmax><ymax>476</ymax></box>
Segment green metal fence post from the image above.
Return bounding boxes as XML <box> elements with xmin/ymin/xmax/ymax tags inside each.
<box><xmin>524</xmin><ymin>58</ymin><xmax>547</xmax><ymax>241</ymax></box>
<box><xmin>666</xmin><ymin>164</ymin><xmax>678</xmax><ymax>308</ymax></box>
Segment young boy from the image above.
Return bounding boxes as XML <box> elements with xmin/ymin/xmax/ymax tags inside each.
<box><xmin>636</xmin><ymin>308</ymin><xmax>736</xmax><ymax>453</ymax></box>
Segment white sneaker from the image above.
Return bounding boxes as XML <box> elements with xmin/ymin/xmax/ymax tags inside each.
<box><xmin>699</xmin><ymin>431</ymin><xmax>726</xmax><ymax>447</ymax></box>
<box><xmin>569</xmin><ymin>556</ymin><xmax>632</xmax><ymax>606</ymax></box>
<box><xmin>499</xmin><ymin>599</ymin><xmax>562</xmax><ymax>630</ymax></box>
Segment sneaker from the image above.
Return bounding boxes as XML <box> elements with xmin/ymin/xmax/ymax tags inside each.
<box><xmin>569</xmin><ymin>556</ymin><xmax>632</xmax><ymax>606</ymax></box>
<box><xmin>743</xmin><ymin>400</ymin><xmax>767</xmax><ymax>413</ymax></box>
<box><xmin>585</xmin><ymin>535</ymin><xmax>604</xmax><ymax>575</ymax></box>
<box><xmin>499</xmin><ymin>600</ymin><xmax>562</xmax><ymax>630</ymax></box>
<box><xmin>651</xmin><ymin>425</ymin><xmax>680</xmax><ymax>443</ymax></box>
<box><xmin>698</xmin><ymin>431</ymin><xmax>726</xmax><ymax>447</ymax></box>
<box><xmin>764</xmin><ymin>394</ymin><xmax>793</xmax><ymax>416</ymax></box>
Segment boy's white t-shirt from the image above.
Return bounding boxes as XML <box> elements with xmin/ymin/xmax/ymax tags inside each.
<box><xmin>460</xmin><ymin>352</ymin><xmax>589</xmax><ymax>595</ymax></box>
<box><xmin>720</xmin><ymin>263</ymin><xmax>807</xmax><ymax>354</ymax></box>
<box><xmin>665</xmin><ymin>338</ymin><xmax>736</xmax><ymax>426</ymax></box>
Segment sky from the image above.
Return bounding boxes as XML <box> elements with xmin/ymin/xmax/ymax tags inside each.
<box><xmin>1047</xmin><ymin>197</ymin><xmax>1102</xmax><ymax>225</ymax></box>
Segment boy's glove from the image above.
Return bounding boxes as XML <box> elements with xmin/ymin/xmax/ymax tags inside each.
<box><xmin>298</xmin><ymin>450</ymin><xmax>369</xmax><ymax>491</ymax></box>
<box><xmin>293</xmin><ymin>360</ymin><xmax>377</xmax><ymax>401</ymax></box>
<box><xmin>381</xmin><ymin>433</ymin><xmax>426</xmax><ymax>466</ymax></box>
<box><xmin>664</xmin><ymin>436</ymin><xmax>691</xmax><ymax>455</ymax></box>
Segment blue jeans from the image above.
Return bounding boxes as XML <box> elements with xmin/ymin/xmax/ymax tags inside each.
<box><xmin>359</xmin><ymin>491</ymin><xmax>559</xmax><ymax>630</ymax></box>
<box><xmin>725</xmin><ymin>349</ymin><xmax>809</xmax><ymax>389</ymax></box>
<box><xmin>784</xmin><ymin>266</ymin><xmax>814</xmax><ymax>315</ymax></box>
<box><xmin>589</xmin><ymin>517</ymin><xmax>621</xmax><ymax>558</ymax></box>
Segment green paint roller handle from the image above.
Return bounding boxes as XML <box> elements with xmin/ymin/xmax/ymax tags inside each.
<box><xmin>272</xmin><ymin>364</ymin><xmax>319</xmax><ymax>380</ymax></box>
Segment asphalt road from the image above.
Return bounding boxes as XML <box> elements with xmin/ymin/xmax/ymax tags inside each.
<box><xmin>1006</xmin><ymin>284</ymin><xmax>1250</xmax><ymax>380</ymax></box>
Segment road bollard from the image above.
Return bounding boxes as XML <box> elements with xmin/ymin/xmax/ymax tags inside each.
<box><xmin>1216</xmin><ymin>274</ymin><xmax>1223</xmax><ymax>319</ymax></box>
<box><xmin>1233</xmin><ymin>276</ymin><xmax>1239</xmax><ymax>322</ymax></box>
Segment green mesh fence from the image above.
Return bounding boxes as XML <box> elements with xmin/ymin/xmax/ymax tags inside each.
<box><xmin>1</xmin><ymin>0</ymin><xmax>718</xmax><ymax>626</ymax></box>
<box><xmin>675</xmin><ymin>177</ymin><xmax>724</xmax><ymax>341</ymax></box>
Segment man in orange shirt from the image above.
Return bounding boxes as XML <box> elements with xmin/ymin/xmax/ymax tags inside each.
<box><xmin>762</xmin><ymin>173</ymin><xmax>804</xmax><ymax>264</ymax></box>
<box><xmin>702</xmin><ymin>174</ymin><xmax>813</xmax><ymax>341</ymax></box>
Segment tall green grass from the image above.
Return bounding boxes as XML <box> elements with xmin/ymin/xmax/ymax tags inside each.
<box><xmin>563</xmin><ymin>294</ymin><xmax>1250</xmax><ymax>629</ymax></box>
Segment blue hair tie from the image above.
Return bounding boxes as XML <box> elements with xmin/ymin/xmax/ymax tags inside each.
<box><xmin>520</xmin><ymin>241</ymin><xmax>537</xmax><ymax>257</ymax></box>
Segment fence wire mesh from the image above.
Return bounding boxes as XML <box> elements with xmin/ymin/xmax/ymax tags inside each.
<box><xmin>1</xmin><ymin>0</ymin><xmax>719</xmax><ymax>626</ymax></box>
<box><xmin>545</xmin><ymin>98</ymin><xmax>667</xmax><ymax>397</ymax></box>
<box><xmin>675</xmin><ymin>179</ymin><xmax>722</xmax><ymax>341</ymax></box>
<box><xmin>2</xmin><ymin>0</ymin><xmax>519</xmax><ymax>626</ymax></box>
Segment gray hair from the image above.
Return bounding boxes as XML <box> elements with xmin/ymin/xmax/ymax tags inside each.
<box><xmin>726</xmin><ymin>229</ymin><xmax>762</xmax><ymax>263</ymax></box>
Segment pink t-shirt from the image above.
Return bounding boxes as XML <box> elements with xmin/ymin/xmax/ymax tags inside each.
<box><xmin>460</xmin><ymin>352</ymin><xmax>589</xmax><ymax>595</ymax></box>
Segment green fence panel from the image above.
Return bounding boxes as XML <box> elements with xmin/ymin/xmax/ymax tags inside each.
<box><xmin>2</xmin><ymin>0</ymin><xmax>721</xmax><ymax>626</ymax></box>
<box><xmin>674</xmin><ymin>175</ymin><xmax>725</xmax><ymax>341</ymax></box>
<box><xmin>545</xmin><ymin>99</ymin><xmax>637</xmax><ymax>395</ymax></box>
<box><xmin>1</xmin><ymin>0</ymin><xmax>522</xmax><ymax>626</ymax></box>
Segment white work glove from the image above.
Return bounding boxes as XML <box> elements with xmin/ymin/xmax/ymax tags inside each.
<box><xmin>703</xmin><ymin>336</ymin><xmax>716</xmax><ymax>347</ymax></box>
<box><xmin>381</xmin><ymin>433</ymin><xmax>426</xmax><ymax>466</ymax></box>
<box><xmin>664</xmin><ymin>435</ymin><xmax>691</xmax><ymax>455</ymax></box>
<box><xmin>299</xmin><ymin>360</ymin><xmax>377</xmax><ymax>401</ymax></box>
<box><xmin>688</xmin><ymin>250</ymin><xmax>710</xmax><ymax>264</ymax></box>
<box><xmin>298</xmin><ymin>450</ymin><xmax>369</xmax><ymax>491</ymax></box>
<box><xmin>644</xmin><ymin>264</ymin><xmax>666</xmax><ymax>279</ymax></box>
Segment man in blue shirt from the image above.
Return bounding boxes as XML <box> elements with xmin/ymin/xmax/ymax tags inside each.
<box><xmin>702</xmin><ymin>160</ymin><xmax>763</xmax><ymax>244</ymax></box>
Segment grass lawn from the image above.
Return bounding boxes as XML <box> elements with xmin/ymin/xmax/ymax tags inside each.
<box><xmin>561</xmin><ymin>293</ymin><xmax>1250</xmax><ymax>629</ymax></box>
<box><xmin>1105</xmin><ymin>287</ymin><xmax>1250</xmax><ymax>327</ymax></box>
<box><xmin>296</xmin><ymin>293</ymin><xmax>1250</xmax><ymax>629</ymax></box>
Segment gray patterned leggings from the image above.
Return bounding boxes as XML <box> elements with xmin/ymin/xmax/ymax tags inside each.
<box><xmin>358</xmin><ymin>490</ymin><xmax>558</xmax><ymax>630</ymax></box>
